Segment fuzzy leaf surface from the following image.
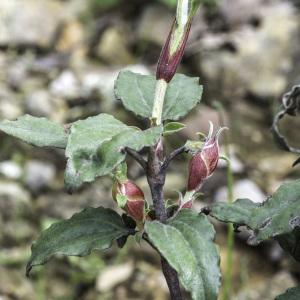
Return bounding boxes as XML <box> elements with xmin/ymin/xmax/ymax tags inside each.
<box><xmin>145</xmin><ymin>210</ymin><xmax>221</xmax><ymax>300</ymax></box>
<box><xmin>209</xmin><ymin>180</ymin><xmax>300</xmax><ymax>245</ymax></box>
<box><xmin>163</xmin><ymin>122</ymin><xmax>186</xmax><ymax>136</ymax></box>
<box><xmin>275</xmin><ymin>286</ymin><xmax>300</xmax><ymax>300</ymax></box>
<box><xmin>115</xmin><ymin>71</ymin><xmax>202</xmax><ymax>121</ymax></box>
<box><xmin>276</xmin><ymin>228</ymin><xmax>300</xmax><ymax>262</ymax></box>
<box><xmin>0</xmin><ymin>115</ymin><xmax>68</xmax><ymax>148</ymax></box>
<box><xmin>65</xmin><ymin>113</ymin><xmax>162</xmax><ymax>190</ymax></box>
<box><xmin>26</xmin><ymin>207</ymin><xmax>131</xmax><ymax>276</ymax></box>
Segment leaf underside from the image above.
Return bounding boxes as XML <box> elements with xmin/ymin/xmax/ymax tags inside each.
<box><xmin>145</xmin><ymin>210</ymin><xmax>221</xmax><ymax>300</ymax></box>
<box><xmin>275</xmin><ymin>286</ymin><xmax>300</xmax><ymax>300</ymax></box>
<box><xmin>209</xmin><ymin>180</ymin><xmax>300</xmax><ymax>245</ymax></box>
<box><xmin>0</xmin><ymin>115</ymin><xmax>68</xmax><ymax>149</ymax></box>
<box><xmin>115</xmin><ymin>71</ymin><xmax>203</xmax><ymax>121</ymax></box>
<box><xmin>65</xmin><ymin>113</ymin><xmax>162</xmax><ymax>190</ymax></box>
<box><xmin>276</xmin><ymin>228</ymin><xmax>300</xmax><ymax>262</ymax></box>
<box><xmin>26</xmin><ymin>207</ymin><xmax>132</xmax><ymax>276</ymax></box>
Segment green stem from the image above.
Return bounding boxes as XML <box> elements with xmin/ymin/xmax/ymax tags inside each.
<box><xmin>222</xmin><ymin>157</ymin><xmax>234</xmax><ymax>300</ymax></box>
<box><xmin>213</xmin><ymin>101</ymin><xmax>235</xmax><ymax>300</ymax></box>
<box><xmin>152</xmin><ymin>79</ymin><xmax>168</xmax><ymax>125</ymax></box>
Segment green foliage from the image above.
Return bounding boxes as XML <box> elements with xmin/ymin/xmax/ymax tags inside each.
<box><xmin>208</xmin><ymin>180</ymin><xmax>300</xmax><ymax>245</ymax></box>
<box><xmin>145</xmin><ymin>210</ymin><xmax>221</xmax><ymax>300</ymax></box>
<box><xmin>163</xmin><ymin>122</ymin><xmax>186</xmax><ymax>136</ymax></box>
<box><xmin>0</xmin><ymin>115</ymin><xmax>68</xmax><ymax>149</ymax></box>
<box><xmin>276</xmin><ymin>228</ymin><xmax>300</xmax><ymax>262</ymax></box>
<box><xmin>115</xmin><ymin>71</ymin><xmax>203</xmax><ymax>121</ymax></box>
<box><xmin>26</xmin><ymin>207</ymin><xmax>133</xmax><ymax>276</ymax></box>
<box><xmin>65</xmin><ymin>113</ymin><xmax>163</xmax><ymax>190</ymax></box>
<box><xmin>275</xmin><ymin>286</ymin><xmax>300</xmax><ymax>300</ymax></box>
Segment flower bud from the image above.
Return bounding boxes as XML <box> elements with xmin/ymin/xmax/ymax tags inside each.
<box><xmin>112</xmin><ymin>179</ymin><xmax>145</xmax><ymax>223</ymax></box>
<box><xmin>156</xmin><ymin>0</ymin><xmax>201</xmax><ymax>82</ymax></box>
<box><xmin>156</xmin><ymin>20</ymin><xmax>192</xmax><ymax>83</ymax></box>
<box><xmin>187</xmin><ymin>122</ymin><xmax>226</xmax><ymax>192</ymax></box>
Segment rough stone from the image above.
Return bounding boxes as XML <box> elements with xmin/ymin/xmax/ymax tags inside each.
<box><xmin>138</xmin><ymin>4</ymin><xmax>173</xmax><ymax>46</ymax></box>
<box><xmin>50</xmin><ymin>70</ymin><xmax>81</xmax><ymax>100</ymax></box>
<box><xmin>0</xmin><ymin>161</ymin><xmax>22</xmax><ymax>180</ymax></box>
<box><xmin>0</xmin><ymin>181</ymin><xmax>31</xmax><ymax>219</ymax></box>
<box><xmin>0</xmin><ymin>0</ymin><xmax>65</xmax><ymax>48</ymax></box>
<box><xmin>0</xmin><ymin>86</ymin><xmax>22</xmax><ymax>119</ymax></box>
<box><xmin>81</xmin><ymin>64</ymin><xmax>150</xmax><ymax>111</ymax></box>
<box><xmin>25</xmin><ymin>89</ymin><xmax>67</xmax><ymax>122</ymax></box>
<box><xmin>96</xmin><ymin>262</ymin><xmax>134</xmax><ymax>292</ymax></box>
<box><xmin>215</xmin><ymin>179</ymin><xmax>265</xmax><ymax>203</ymax></box>
<box><xmin>234</xmin><ymin>271</ymin><xmax>296</xmax><ymax>300</ymax></box>
<box><xmin>97</xmin><ymin>27</ymin><xmax>134</xmax><ymax>65</ymax></box>
<box><xmin>24</xmin><ymin>160</ymin><xmax>56</xmax><ymax>192</ymax></box>
<box><xmin>200</xmin><ymin>1</ymin><xmax>299</xmax><ymax>99</ymax></box>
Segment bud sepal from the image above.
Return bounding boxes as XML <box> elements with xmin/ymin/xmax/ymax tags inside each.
<box><xmin>187</xmin><ymin>122</ymin><xmax>227</xmax><ymax>192</ymax></box>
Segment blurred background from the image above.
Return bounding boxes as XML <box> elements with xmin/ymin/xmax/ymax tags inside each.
<box><xmin>0</xmin><ymin>0</ymin><xmax>300</xmax><ymax>299</ymax></box>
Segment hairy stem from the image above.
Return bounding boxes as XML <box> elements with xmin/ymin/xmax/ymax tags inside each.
<box><xmin>147</xmin><ymin>144</ymin><xmax>182</xmax><ymax>299</ymax></box>
<box><xmin>162</xmin><ymin>145</ymin><xmax>187</xmax><ymax>171</ymax></box>
<box><xmin>124</xmin><ymin>147</ymin><xmax>147</xmax><ymax>171</ymax></box>
<box><xmin>161</xmin><ymin>257</ymin><xmax>183</xmax><ymax>300</ymax></box>
<box><xmin>152</xmin><ymin>79</ymin><xmax>168</xmax><ymax>125</ymax></box>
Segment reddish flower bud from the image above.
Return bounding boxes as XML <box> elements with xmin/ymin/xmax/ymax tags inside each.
<box><xmin>187</xmin><ymin>122</ymin><xmax>226</xmax><ymax>192</ymax></box>
<box><xmin>112</xmin><ymin>180</ymin><xmax>145</xmax><ymax>223</ymax></box>
<box><xmin>156</xmin><ymin>19</ymin><xmax>192</xmax><ymax>83</ymax></box>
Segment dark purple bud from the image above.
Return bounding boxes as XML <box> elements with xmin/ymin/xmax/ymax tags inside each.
<box><xmin>156</xmin><ymin>19</ymin><xmax>192</xmax><ymax>83</ymax></box>
<box><xmin>187</xmin><ymin>122</ymin><xmax>226</xmax><ymax>191</ymax></box>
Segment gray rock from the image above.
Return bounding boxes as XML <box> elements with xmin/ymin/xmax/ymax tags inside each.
<box><xmin>182</xmin><ymin>104</ymin><xmax>229</xmax><ymax>140</ymax></box>
<box><xmin>50</xmin><ymin>70</ymin><xmax>81</xmax><ymax>100</ymax></box>
<box><xmin>36</xmin><ymin>178</ymin><xmax>113</xmax><ymax>219</ymax></box>
<box><xmin>97</xmin><ymin>26</ymin><xmax>134</xmax><ymax>65</ymax></box>
<box><xmin>0</xmin><ymin>267</ymin><xmax>35</xmax><ymax>300</ymax></box>
<box><xmin>138</xmin><ymin>4</ymin><xmax>173</xmax><ymax>46</ymax></box>
<box><xmin>220</xmin><ymin>0</ymin><xmax>263</xmax><ymax>27</ymax></box>
<box><xmin>0</xmin><ymin>0</ymin><xmax>65</xmax><ymax>47</ymax></box>
<box><xmin>81</xmin><ymin>65</ymin><xmax>150</xmax><ymax>111</ymax></box>
<box><xmin>24</xmin><ymin>160</ymin><xmax>56</xmax><ymax>192</ymax></box>
<box><xmin>25</xmin><ymin>89</ymin><xmax>67</xmax><ymax>122</ymax></box>
<box><xmin>0</xmin><ymin>85</ymin><xmax>22</xmax><ymax>119</ymax></box>
<box><xmin>234</xmin><ymin>271</ymin><xmax>296</xmax><ymax>300</ymax></box>
<box><xmin>0</xmin><ymin>161</ymin><xmax>22</xmax><ymax>179</ymax></box>
<box><xmin>25</xmin><ymin>89</ymin><xmax>53</xmax><ymax>118</ymax></box>
<box><xmin>200</xmin><ymin>1</ymin><xmax>299</xmax><ymax>99</ymax></box>
<box><xmin>96</xmin><ymin>262</ymin><xmax>134</xmax><ymax>292</ymax></box>
<box><xmin>0</xmin><ymin>181</ymin><xmax>31</xmax><ymax>218</ymax></box>
<box><xmin>215</xmin><ymin>179</ymin><xmax>265</xmax><ymax>203</ymax></box>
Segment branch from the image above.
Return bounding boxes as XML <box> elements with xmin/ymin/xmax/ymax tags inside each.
<box><xmin>161</xmin><ymin>145</ymin><xmax>187</xmax><ymax>171</ymax></box>
<box><xmin>143</xmin><ymin>234</ymin><xmax>183</xmax><ymax>300</ymax></box>
<box><xmin>124</xmin><ymin>147</ymin><xmax>147</xmax><ymax>171</ymax></box>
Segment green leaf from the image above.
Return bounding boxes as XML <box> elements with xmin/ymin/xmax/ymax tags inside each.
<box><xmin>116</xmin><ymin>194</ymin><xmax>127</xmax><ymax>208</ymax></box>
<box><xmin>115</xmin><ymin>71</ymin><xmax>202</xmax><ymax>121</ymax></box>
<box><xmin>276</xmin><ymin>228</ymin><xmax>300</xmax><ymax>262</ymax></box>
<box><xmin>65</xmin><ymin>113</ymin><xmax>162</xmax><ymax>190</ymax></box>
<box><xmin>0</xmin><ymin>115</ymin><xmax>68</xmax><ymax>149</ymax></box>
<box><xmin>145</xmin><ymin>210</ymin><xmax>221</xmax><ymax>300</ymax></box>
<box><xmin>209</xmin><ymin>180</ymin><xmax>300</xmax><ymax>245</ymax></box>
<box><xmin>26</xmin><ymin>207</ymin><xmax>132</xmax><ymax>276</ymax></box>
<box><xmin>275</xmin><ymin>286</ymin><xmax>300</xmax><ymax>300</ymax></box>
<box><xmin>163</xmin><ymin>122</ymin><xmax>186</xmax><ymax>136</ymax></box>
